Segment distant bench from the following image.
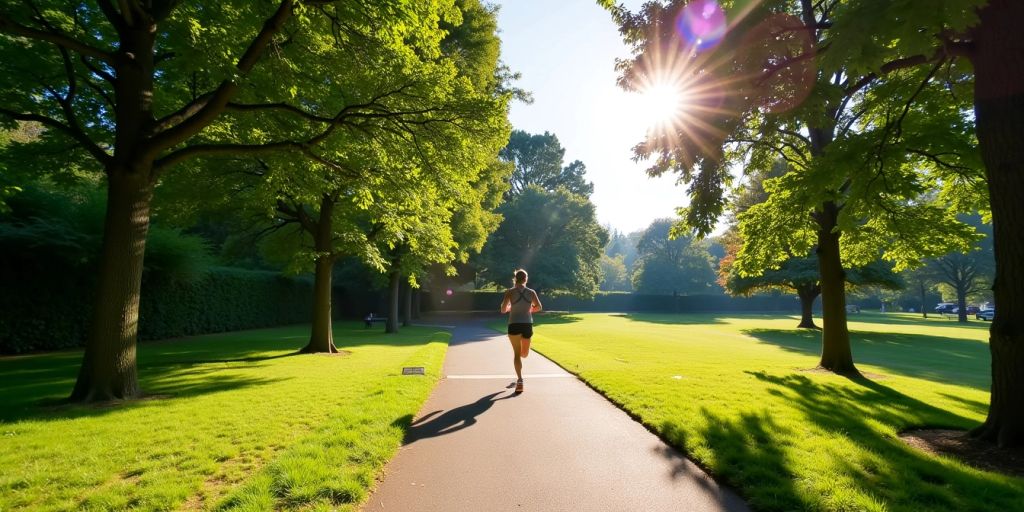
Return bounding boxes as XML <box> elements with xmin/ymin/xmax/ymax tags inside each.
<box><xmin>364</xmin><ymin>316</ymin><xmax>388</xmax><ymax>328</ymax></box>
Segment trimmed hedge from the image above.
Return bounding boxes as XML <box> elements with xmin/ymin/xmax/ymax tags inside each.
<box><xmin>423</xmin><ymin>290</ymin><xmax>802</xmax><ymax>313</ymax></box>
<box><xmin>0</xmin><ymin>267</ymin><xmax>315</xmax><ymax>354</ymax></box>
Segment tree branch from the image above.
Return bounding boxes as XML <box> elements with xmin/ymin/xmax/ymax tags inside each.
<box><xmin>0</xmin><ymin>14</ymin><xmax>113</xmax><ymax>63</ymax></box>
<box><xmin>845</xmin><ymin>54</ymin><xmax>934</xmax><ymax>96</ymax></box>
<box><xmin>0</xmin><ymin>108</ymin><xmax>110</xmax><ymax>164</ymax></box>
<box><xmin>144</xmin><ymin>0</ymin><xmax>298</xmax><ymax>154</ymax></box>
<box><xmin>95</xmin><ymin>0</ymin><xmax>128</xmax><ymax>34</ymax></box>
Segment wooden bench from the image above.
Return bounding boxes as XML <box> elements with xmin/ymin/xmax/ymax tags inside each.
<box><xmin>364</xmin><ymin>316</ymin><xmax>388</xmax><ymax>328</ymax></box>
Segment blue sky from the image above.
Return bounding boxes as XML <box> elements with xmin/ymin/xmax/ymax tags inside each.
<box><xmin>495</xmin><ymin>0</ymin><xmax>685</xmax><ymax>235</ymax></box>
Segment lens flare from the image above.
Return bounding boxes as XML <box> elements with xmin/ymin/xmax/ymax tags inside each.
<box><xmin>676</xmin><ymin>0</ymin><xmax>727</xmax><ymax>51</ymax></box>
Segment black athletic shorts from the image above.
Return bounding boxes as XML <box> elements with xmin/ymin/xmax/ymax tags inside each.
<box><xmin>507</xmin><ymin>323</ymin><xmax>533</xmax><ymax>338</ymax></box>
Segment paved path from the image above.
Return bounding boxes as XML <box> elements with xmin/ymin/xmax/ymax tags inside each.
<box><xmin>364</xmin><ymin>318</ymin><xmax>750</xmax><ymax>512</ymax></box>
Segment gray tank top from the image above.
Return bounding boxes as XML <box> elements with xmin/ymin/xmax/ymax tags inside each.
<box><xmin>507</xmin><ymin>287</ymin><xmax>534</xmax><ymax>324</ymax></box>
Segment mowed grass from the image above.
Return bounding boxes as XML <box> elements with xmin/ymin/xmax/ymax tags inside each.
<box><xmin>520</xmin><ymin>312</ymin><xmax>1023</xmax><ymax>512</ymax></box>
<box><xmin>0</xmin><ymin>323</ymin><xmax>449</xmax><ymax>511</ymax></box>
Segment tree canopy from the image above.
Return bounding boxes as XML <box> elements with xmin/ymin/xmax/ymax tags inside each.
<box><xmin>632</xmin><ymin>218</ymin><xmax>717</xmax><ymax>295</ymax></box>
<box><xmin>478</xmin><ymin>185</ymin><xmax>607</xmax><ymax>297</ymax></box>
<box><xmin>500</xmin><ymin>129</ymin><xmax>594</xmax><ymax>198</ymax></box>
<box><xmin>0</xmin><ymin>0</ymin><xmax>511</xmax><ymax>400</ymax></box>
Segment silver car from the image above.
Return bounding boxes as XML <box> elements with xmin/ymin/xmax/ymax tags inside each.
<box><xmin>976</xmin><ymin>309</ymin><xmax>995</xmax><ymax>321</ymax></box>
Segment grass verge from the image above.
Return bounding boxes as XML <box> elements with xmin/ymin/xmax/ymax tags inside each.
<box><xmin>0</xmin><ymin>323</ymin><xmax>448</xmax><ymax>511</ymax></box>
<box><xmin>510</xmin><ymin>312</ymin><xmax>1022</xmax><ymax>512</ymax></box>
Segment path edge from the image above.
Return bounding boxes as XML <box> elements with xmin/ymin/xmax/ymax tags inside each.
<box><xmin>489</xmin><ymin>323</ymin><xmax>756</xmax><ymax>508</ymax></box>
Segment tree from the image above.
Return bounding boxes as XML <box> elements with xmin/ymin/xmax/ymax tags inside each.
<box><xmin>165</xmin><ymin>0</ymin><xmax>512</xmax><ymax>345</ymax></box>
<box><xmin>727</xmin><ymin>0</ymin><xmax>1024</xmax><ymax>447</ymax></box>
<box><xmin>719</xmin><ymin>162</ymin><xmax>903</xmax><ymax>329</ymax></box>
<box><xmin>605</xmin><ymin>228</ymin><xmax>641</xmax><ymax>273</ymax></box>
<box><xmin>478</xmin><ymin>186</ymin><xmax>607</xmax><ymax>297</ymax></box>
<box><xmin>605</xmin><ymin>0</ymin><xmax>978</xmax><ymax>375</ymax></box>
<box><xmin>901</xmin><ymin>265</ymin><xmax>939</xmax><ymax>318</ymax></box>
<box><xmin>926</xmin><ymin>215</ymin><xmax>994</xmax><ymax>323</ymax></box>
<box><xmin>632</xmin><ymin>219</ymin><xmax>717</xmax><ymax>295</ymax></box>
<box><xmin>500</xmin><ymin>130</ymin><xmax>594</xmax><ymax>197</ymax></box>
<box><xmin>599</xmin><ymin>254</ymin><xmax>630</xmax><ymax>291</ymax></box>
<box><xmin>0</xmin><ymin>0</ymin><xmax>486</xmax><ymax>400</ymax></box>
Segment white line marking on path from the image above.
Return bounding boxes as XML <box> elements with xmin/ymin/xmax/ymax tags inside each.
<box><xmin>445</xmin><ymin>373</ymin><xmax>573</xmax><ymax>379</ymax></box>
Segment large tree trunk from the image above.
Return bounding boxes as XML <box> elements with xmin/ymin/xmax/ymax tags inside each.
<box><xmin>969</xmin><ymin>0</ymin><xmax>1024</xmax><ymax>447</ymax></box>
<box><xmin>70</xmin><ymin>170</ymin><xmax>154</xmax><ymax>402</ymax></box>
<box><xmin>815</xmin><ymin>202</ymin><xmax>857</xmax><ymax>374</ymax></box>
<box><xmin>402</xmin><ymin>280</ymin><xmax>413</xmax><ymax>327</ymax></box>
<box><xmin>796</xmin><ymin>283</ymin><xmax>820</xmax><ymax>329</ymax></box>
<box><xmin>956</xmin><ymin>285</ymin><xmax>968</xmax><ymax>323</ymax></box>
<box><xmin>919</xmin><ymin>281</ymin><xmax>928</xmax><ymax>318</ymax></box>
<box><xmin>70</xmin><ymin>23</ymin><xmax>158</xmax><ymax>403</ymax></box>
<box><xmin>302</xmin><ymin>196</ymin><xmax>338</xmax><ymax>353</ymax></box>
<box><xmin>386</xmin><ymin>269</ymin><xmax>400</xmax><ymax>334</ymax></box>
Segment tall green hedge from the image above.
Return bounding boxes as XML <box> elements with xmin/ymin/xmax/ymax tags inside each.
<box><xmin>0</xmin><ymin>267</ymin><xmax>314</xmax><ymax>354</ymax></box>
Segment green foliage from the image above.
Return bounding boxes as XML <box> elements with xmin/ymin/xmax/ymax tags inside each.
<box><xmin>526</xmin><ymin>312</ymin><xmax>1022</xmax><ymax>511</ymax></box>
<box><xmin>924</xmin><ymin>214</ymin><xmax>995</xmax><ymax>304</ymax></box>
<box><xmin>478</xmin><ymin>186</ymin><xmax>608</xmax><ymax>298</ymax></box>
<box><xmin>0</xmin><ymin>324</ymin><xmax>448</xmax><ymax>510</ymax></box>
<box><xmin>632</xmin><ymin>218</ymin><xmax>717</xmax><ymax>295</ymax></box>
<box><xmin>599</xmin><ymin>254</ymin><xmax>631</xmax><ymax>292</ymax></box>
<box><xmin>501</xmin><ymin>130</ymin><xmax>595</xmax><ymax>197</ymax></box>
<box><xmin>604</xmin><ymin>228</ymin><xmax>641</xmax><ymax>271</ymax></box>
<box><xmin>159</xmin><ymin>0</ymin><xmax>513</xmax><ymax>294</ymax></box>
<box><xmin>720</xmin><ymin>162</ymin><xmax>905</xmax><ymax>296</ymax></box>
<box><xmin>610</xmin><ymin>1</ymin><xmax>985</xmax><ymax>268</ymax></box>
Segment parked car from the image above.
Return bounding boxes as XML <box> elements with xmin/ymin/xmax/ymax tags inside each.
<box><xmin>845</xmin><ymin>304</ymin><xmax>860</xmax><ymax>314</ymax></box>
<box><xmin>966</xmin><ymin>305</ymin><xmax>980</xmax><ymax>315</ymax></box>
<box><xmin>977</xmin><ymin>309</ymin><xmax>995</xmax><ymax>321</ymax></box>
<box><xmin>934</xmin><ymin>303</ymin><xmax>956</xmax><ymax>314</ymax></box>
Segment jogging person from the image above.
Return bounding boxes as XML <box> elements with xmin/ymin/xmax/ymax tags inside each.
<box><xmin>500</xmin><ymin>269</ymin><xmax>542</xmax><ymax>393</ymax></box>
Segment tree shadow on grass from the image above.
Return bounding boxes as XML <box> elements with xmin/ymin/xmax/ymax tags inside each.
<box><xmin>740</xmin><ymin>371</ymin><xmax>1022</xmax><ymax>510</ymax></box>
<box><xmin>648</xmin><ymin>371</ymin><xmax>1021</xmax><ymax>511</ymax></box>
<box><xmin>0</xmin><ymin>338</ymin><xmax>308</xmax><ymax>424</ymax></box>
<box><xmin>850</xmin><ymin>312</ymin><xmax>992</xmax><ymax>332</ymax></box>
<box><xmin>534</xmin><ymin>312</ymin><xmax>585</xmax><ymax>325</ymax></box>
<box><xmin>658</xmin><ymin>410</ymin><xmax>797</xmax><ymax>511</ymax></box>
<box><xmin>392</xmin><ymin>391</ymin><xmax>516</xmax><ymax>444</ymax></box>
<box><xmin>742</xmin><ymin>328</ymin><xmax>991</xmax><ymax>390</ymax></box>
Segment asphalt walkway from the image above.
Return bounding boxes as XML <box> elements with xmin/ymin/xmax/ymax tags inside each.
<box><xmin>363</xmin><ymin>318</ymin><xmax>750</xmax><ymax>511</ymax></box>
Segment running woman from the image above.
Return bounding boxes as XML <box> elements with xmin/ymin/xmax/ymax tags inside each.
<box><xmin>500</xmin><ymin>269</ymin><xmax>543</xmax><ymax>393</ymax></box>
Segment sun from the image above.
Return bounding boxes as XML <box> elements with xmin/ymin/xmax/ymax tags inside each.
<box><xmin>638</xmin><ymin>81</ymin><xmax>687</xmax><ymax>128</ymax></box>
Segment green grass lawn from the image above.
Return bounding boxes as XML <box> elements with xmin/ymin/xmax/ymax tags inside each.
<box><xmin>0</xmin><ymin>323</ymin><xmax>449</xmax><ymax>511</ymax></box>
<box><xmin>517</xmin><ymin>312</ymin><xmax>1023</xmax><ymax>512</ymax></box>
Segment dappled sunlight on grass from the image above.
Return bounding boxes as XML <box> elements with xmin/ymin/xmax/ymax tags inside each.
<box><xmin>0</xmin><ymin>323</ymin><xmax>449</xmax><ymax>511</ymax></box>
<box><xmin>524</xmin><ymin>313</ymin><xmax>1020</xmax><ymax>512</ymax></box>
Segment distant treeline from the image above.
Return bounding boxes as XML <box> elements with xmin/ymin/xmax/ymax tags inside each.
<box><xmin>424</xmin><ymin>290</ymin><xmax>800</xmax><ymax>313</ymax></box>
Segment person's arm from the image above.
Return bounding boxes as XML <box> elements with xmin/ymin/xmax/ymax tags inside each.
<box><xmin>530</xmin><ymin>290</ymin><xmax>543</xmax><ymax>313</ymax></box>
<box><xmin>500</xmin><ymin>290</ymin><xmax>511</xmax><ymax>313</ymax></box>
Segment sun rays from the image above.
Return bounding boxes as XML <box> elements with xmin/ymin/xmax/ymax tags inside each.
<box><xmin>622</xmin><ymin>0</ymin><xmax>816</xmax><ymax>165</ymax></box>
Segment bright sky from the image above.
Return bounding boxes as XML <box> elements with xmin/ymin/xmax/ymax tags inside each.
<box><xmin>495</xmin><ymin>0</ymin><xmax>685</xmax><ymax>235</ymax></box>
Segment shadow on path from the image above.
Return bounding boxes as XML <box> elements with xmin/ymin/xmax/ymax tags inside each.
<box><xmin>397</xmin><ymin>391</ymin><xmax>517</xmax><ymax>444</ymax></box>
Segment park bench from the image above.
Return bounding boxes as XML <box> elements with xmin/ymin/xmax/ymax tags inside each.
<box><xmin>364</xmin><ymin>315</ymin><xmax>388</xmax><ymax>328</ymax></box>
